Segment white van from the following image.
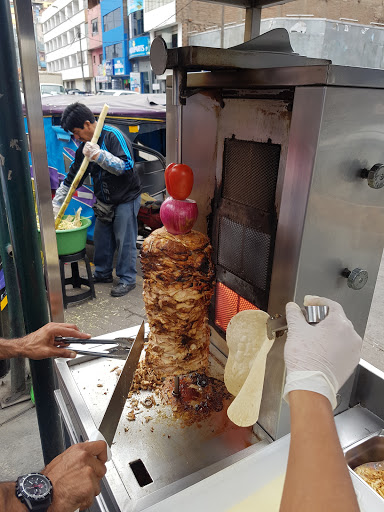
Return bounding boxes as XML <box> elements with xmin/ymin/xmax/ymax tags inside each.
<box><xmin>40</xmin><ymin>83</ymin><xmax>66</xmax><ymax>96</ymax></box>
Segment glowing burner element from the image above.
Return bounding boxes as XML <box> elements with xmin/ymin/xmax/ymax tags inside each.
<box><xmin>214</xmin><ymin>282</ymin><xmax>258</xmax><ymax>332</ymax></box>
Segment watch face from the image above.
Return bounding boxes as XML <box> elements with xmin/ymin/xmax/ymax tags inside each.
<box><xmin>20</xmin><ymin>474</ymin><xmax>51</xmax><ymax>500</ymax></box>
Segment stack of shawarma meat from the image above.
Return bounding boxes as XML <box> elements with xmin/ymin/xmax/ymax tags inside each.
<box><xmin>141</xmin><ymin>227</ymin><xmax>215</xmax><ymax>377</ymax></box>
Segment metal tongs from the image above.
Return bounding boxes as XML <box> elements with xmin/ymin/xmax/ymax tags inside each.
<box><xmin>266</xmin><ymin>305</ymin><xmax>329</xmax><ymax>340</ymax></box>
<box><xmin>55</xmin><ymin>336</ymin><xmax>134</xmax><ymax>359</ymax></box>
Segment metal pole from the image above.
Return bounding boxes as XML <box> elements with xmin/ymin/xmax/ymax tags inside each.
<box><xmin>0</xmin><ymin>0</ymin><xmax>64</xmax><ymax>464</ymax></box>
<box><xmin>244</xmin><ymin>7</ymin><xmax>261</xmax><ymax>41</ymax></box>
<box><xmin>13</xmin><ymin>0</ymin><xmax>64</xmax><ymax>325</ymax></box>
<box><xmin>172</xmin><ymin>70</ymin><xmax>184</xmax><ymax>163</ymax></box>
<box><xmin>78</xmin><ymin>31</ymin><xmax>86</xmax><ymax>91</ymax></box>
<box><xmin>0</xmin><ymin>191</ymin><xmax>26</xmax><ymax>395</ymax></box>
<box><xmin>220</xmin><ymin>5</ymin><xmax>225</xmax><ymax>48</ymax></box>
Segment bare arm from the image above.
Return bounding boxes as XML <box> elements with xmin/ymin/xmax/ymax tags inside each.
<box><xmin>0</xmin><ymin>483</ymin><xmax>26</xmax><ymax>511</ymax></box>
<box><xmin>0</xmin><ymin>323</ymin><xmax>90</xmax><ymax>360</ymax></box>
<box><xmin>280</xmin><ymin>390</ymin><xmax>359</xmax><ymax>512</ymax></box>
<box><xmin>280</xmin><ymin>296</ymin><xmax>363</xmax><ymax>512</ymax></box>
<box><xmin>0</xmin><ymin>441</ymin><xmax>107</xmax><ymax>512</ymax></box>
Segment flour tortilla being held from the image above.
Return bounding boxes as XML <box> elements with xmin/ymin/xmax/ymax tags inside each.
<box><xmin>224</xmin><ymin>309</ymin><xmax>272</xmax><ymax>396</ymax></box>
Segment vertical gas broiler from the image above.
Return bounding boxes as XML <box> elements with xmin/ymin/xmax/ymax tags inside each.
<box><xmin>155</xmin><ymin>31</ymin><xmax>384</xmax><ymax>439</ymax></box>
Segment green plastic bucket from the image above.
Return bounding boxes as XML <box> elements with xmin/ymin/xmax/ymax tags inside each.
<box><xmin>55</xmin><ymin>216</ymin><xmax>92</xmax><ymax>256</ymax></box>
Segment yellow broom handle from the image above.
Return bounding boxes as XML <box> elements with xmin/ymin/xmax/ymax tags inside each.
<box><xmin>55</xmin><ymin>103</ymin><xmax>109</xmax><ymax>229</ymax></box>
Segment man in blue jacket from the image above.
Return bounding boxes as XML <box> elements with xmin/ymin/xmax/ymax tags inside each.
<box><xmin>53</xmin><ymin>102</ymin><xmax>142</xmax><ymax>297</ymax></box>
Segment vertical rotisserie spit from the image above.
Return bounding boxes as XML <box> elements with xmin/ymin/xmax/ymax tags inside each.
<box><xmin>140</xmin><ymin>226</ymin><xmax>215</xmax><ymax>377</ymax></box>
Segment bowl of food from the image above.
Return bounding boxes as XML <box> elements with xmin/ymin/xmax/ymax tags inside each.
<box><xmin>55</xmin><ymin>214</ymin><xmax>92</xmax><ymax>256</ymax></box>
<box><xmin>38</xmin><ymin>208</ymin><xmax>92</xmax><ymax>256</ymax></box>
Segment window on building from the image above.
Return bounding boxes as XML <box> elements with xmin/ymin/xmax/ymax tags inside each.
<box><xmin>145</xmin><ymin>0</ymin><xmax>173</xmax><ymax>13</ymax></box>
<box><xmin>88</xmin><ymin>0</ymin><xmax>101</xmax><ymax>8</ymax></box>
<box><xmin>129</xmin><ymin>10</ymin><xmax>144</xmax><ymax>37</ymax></box>
<box><xmin>72</xmin><ymin>0</ymin><xmax>79</xmax><ymax>15</ymax></box>
<box><xmin>155</xmin><ymin>26</ymin><xmax>178</xmax><ymax>48</ymax></box>
<box><xmin>91</xmin><ymin>18</ymin><xmax>98</xmax><ymax>35</ymax></box>
<box><xmin>103</xmin><ymin>8</ymin><xmax>121</xmax><ymax>32</ymax></box>
<box><xmin>99</xmin><ymin>53</ymin><xmax>103</xmax><ymax>64</ymax></box>
<box><xmin>65</xmin><ymin>4</ymin><xmax>73</xmax><ymax>18</ymax></box>
<box><xmin>105</xmin><ymin>42</ymin><xmax>123</xmax><ymax>59</ymax></box>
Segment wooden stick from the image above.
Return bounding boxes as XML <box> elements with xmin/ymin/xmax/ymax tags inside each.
<box><xmin>55</xmin><ymin>103</ymin><xmax>109</xmax><ymax>229</ymax></box>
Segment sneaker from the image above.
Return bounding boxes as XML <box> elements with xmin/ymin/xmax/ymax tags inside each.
<box><xmin>92</xmin><ymin>273</ymin><xmax>113</xmax><ymax>283</ymax></box>
<box><xmin>110</xmin><ymin>283</ymin><xmax>136</xmax><ymax>297</ymax></box>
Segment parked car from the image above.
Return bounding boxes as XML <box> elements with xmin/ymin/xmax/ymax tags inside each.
<box><xmin>66</xmin><ymin>88</ymin><xmax>82</xmax><ymax>95</ymax></box>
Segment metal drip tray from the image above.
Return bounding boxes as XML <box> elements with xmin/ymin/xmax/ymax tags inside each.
<box><xmin>54</xmin><ymin>326</ymin><xmax>263</xmax><ymax>511</ymax></box>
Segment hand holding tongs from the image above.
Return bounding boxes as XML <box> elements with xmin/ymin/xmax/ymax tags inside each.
<box><xmin>55</xmin><ymin>336</ymin><xmax>134</xmax><ymax>359</ymax></box>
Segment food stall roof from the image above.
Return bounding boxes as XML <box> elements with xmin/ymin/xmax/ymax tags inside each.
<box><xmin>36</xmin><ymin>94</ymin><xmax>166</xmax><ymax>120</ymax></box>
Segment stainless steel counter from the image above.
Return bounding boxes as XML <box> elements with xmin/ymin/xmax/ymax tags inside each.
<box><xmin>55</xmin><ymin>325</ymin><xmax>266</xmax><ymax>511</ymax></box>
<box><xmin>54</xmin><ymin>325</ymin><xmax>384</xmax><ymax>511</ymax></box>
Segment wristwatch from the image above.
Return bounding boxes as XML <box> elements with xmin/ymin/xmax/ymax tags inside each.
<box><xmin>15</xmin><ymin>473</ymin><xmax>52</xmax><ymax>511</ymax></box>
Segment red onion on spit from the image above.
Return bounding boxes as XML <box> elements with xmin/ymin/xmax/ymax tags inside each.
<box><xmin>160</xmin><ymin>197</ymin><xmax>198</xmax><ymax>235</ymax></box>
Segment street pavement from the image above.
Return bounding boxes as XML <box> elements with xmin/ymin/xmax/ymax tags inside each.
<box><xmin>1</xmin><ymin>247</ymin><xmax>384</xmax><ymax>482</ymax></box>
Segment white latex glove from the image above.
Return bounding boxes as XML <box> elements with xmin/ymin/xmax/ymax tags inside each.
<box><xmin>283</xmin><ymin>295</ymin><xmax>362</xmax><ymax>409</ymax></box>
<box><xmin>52</xmin><ymin>183</ymin><xmax>70</xmax><ymax>218</ymax></box>
<box><xmin>53</xmin><ymin>203</ymin><xmax>61</xmax><ymax>219</ymax></box>
<box><xmin>83</xmin><ymin>141</ymin><xmax>100</xmax><ymax>161</ymax></box>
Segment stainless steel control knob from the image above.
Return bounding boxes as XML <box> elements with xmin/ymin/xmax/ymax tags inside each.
<box><xmin>361</xmin><ymin>164</ymin><xmax>384</xmax><ymax>189</ymax></box>
<box><xmin>341</xmin><ymin>268</ymin><xmax>368</xmax><ymax>290</ymax></box>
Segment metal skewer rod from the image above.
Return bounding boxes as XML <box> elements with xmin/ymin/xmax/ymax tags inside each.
<box><xmin>172</xmin><ymin>69</ymin><xmax>184</xmax><ymax>163</ymax></box>
<box><xmin>172</xmin><ymin>375</ymin><xmax>180</xmax><ymax>397</ymax></box>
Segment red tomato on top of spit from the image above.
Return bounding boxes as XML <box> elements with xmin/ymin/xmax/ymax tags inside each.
<box><xmin>164</xmin><ymin>163</ymin><xmax>194</xmax><ymax>200</ymax></box>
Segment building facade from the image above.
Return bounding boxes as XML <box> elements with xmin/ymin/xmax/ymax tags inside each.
<box><xmin>144</xmin><ymin>0</ymin><xmax>244</xmax><ymax>92</ymax></box>
<box><xmin>187</xmin><ymin>0</ymin><xmax>384</xmax><ymax>72</ymax></box>
<box><xmin>87</xmin><ymin>0</ymin><xmax>103</xmax><ymax>91</ymax></box>
<box><xmin>41</xmin><ymin>0</ymin><xmax>93</xmax><ymax>92</ymax></box>
<box><xmin>10</xmin><ymin>1</ymin><xmax>53</xmax><ymax>72</ymax></box>
<box><xmin>100</xmin><ymin>0</ymin><xmax>131</xmax><ymax>90</ymax></box>
<box><xmin>128</xmin><ymin>0</ymin><xmax>151</xmax><ymax>93</ymax></box>
<box><xmin>263</xmin><ymin>0</ymin><xmax>384</xmax><ymax>26</ymax></box>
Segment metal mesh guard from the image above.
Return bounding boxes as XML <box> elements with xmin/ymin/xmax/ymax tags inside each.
<box><xmin>222</xmin><ymin>138</ymin><xmax>281</xmax><ymax>212</ymax></box>
<box><xmin>218</xmin><ymin>216</ymin><xmax>271</xmax><ymax>291</ymax></box>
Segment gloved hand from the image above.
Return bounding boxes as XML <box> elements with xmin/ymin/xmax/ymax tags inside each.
<box><xmin>52</xmin><ymin>183</ymin><xmax>70</xmax><ymax>218</ymax></box>
<box><xmin>53</xmin><ymin>203</ymin><xmax>61</xmax><ymax>219</ymax></box>
<box><xmin>83</xmin><ymin>142</ymin><xmax>100</xmax><ymax>161</ymax></box>
<box><xmin>283</xmin><ymin>295</ymin><xmax>362</xmax><ymax>409</ymax></box>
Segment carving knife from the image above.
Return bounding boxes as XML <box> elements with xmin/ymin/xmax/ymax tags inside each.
<box><xmin>98</xmin><ymin>321</ymin><xmax>145</xmax><ymax>446</ymax></box>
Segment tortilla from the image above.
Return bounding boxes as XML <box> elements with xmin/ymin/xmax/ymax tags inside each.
<box><xmin>224</xmin><ymin>309</ymin><xmax>272</xmax><ymax>396</ymax></box>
